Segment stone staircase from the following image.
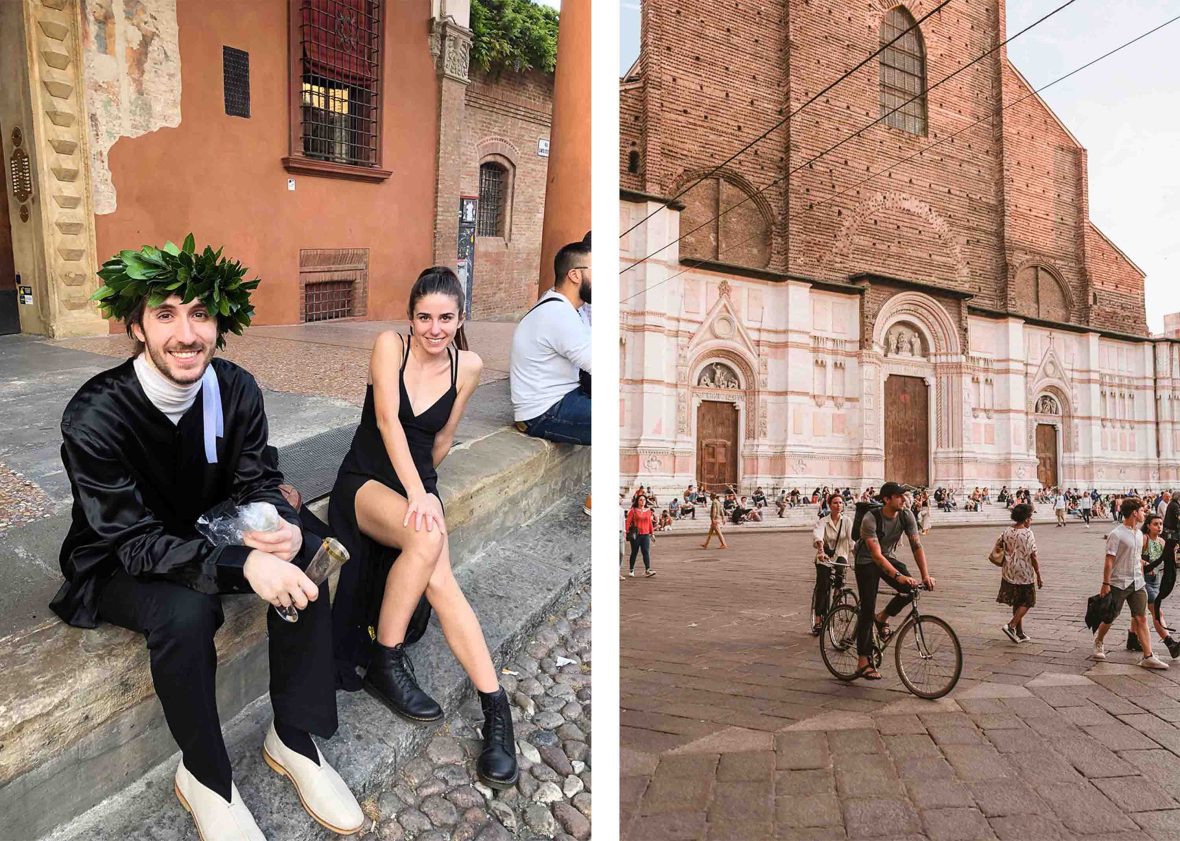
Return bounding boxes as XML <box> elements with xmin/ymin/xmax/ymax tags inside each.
<box><xmin>0</xmin><ymin>381</ymin><xmax>590</xmax><ymax>840</ymax></box>
<box><xmin>654</xmin><ymin>499</ymin><xmax>1095</xmax><ymax>534</ymax></box>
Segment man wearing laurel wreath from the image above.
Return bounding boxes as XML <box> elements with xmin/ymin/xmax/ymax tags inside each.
<box><xmin>49</xmin><ymin>236</ymin><xmax>364</xmax><ymax>839</ymax></box>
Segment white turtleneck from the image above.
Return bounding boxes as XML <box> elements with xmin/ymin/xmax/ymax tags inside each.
<box><xmin>134</xmin><ymin>353</ymin><xmax>202</xmax><ymax>424</ymax></box>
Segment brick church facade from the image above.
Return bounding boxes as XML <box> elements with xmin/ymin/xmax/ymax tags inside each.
<box><xmin>620</xmin><ymin>0</ymin><xmax>1180</xmax><ymax>493</ymax></box>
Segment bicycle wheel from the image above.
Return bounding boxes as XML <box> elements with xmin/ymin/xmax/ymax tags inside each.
<box><xmin>834</xmin><ymin>587</ymin><xmax>858</xmax><ymax>613</ymax></box>
<box><xmin>819</xmin><ymin>604</ymin><xmax>861</xmax><ymax>681</ymax></box>
<box><xmin>894</xmin><ymin>615</ymin><xmax>962</xmax><ymax>699</ymax></box>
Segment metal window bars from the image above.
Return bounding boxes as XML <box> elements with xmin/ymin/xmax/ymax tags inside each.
<box><xmin>478</xmin><ymin>163</ymin><xmax>506</xmax><ymax>237</ymax></box>
<box><xmin>879</xmin><ymin>7</ymin><xmax>927</xmax><ymax>136</ymax></box>
<box><xmin>298</xmin><ymin>0</ymin><xmax>381</xmax><ymax>166</ymax></box>
<box><xmin>305</xmin><ymin>279</ymin><xmax>355</xmax><ymax>321</ymax></box>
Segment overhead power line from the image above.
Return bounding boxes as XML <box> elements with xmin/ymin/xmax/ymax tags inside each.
<box><xmin>619</xmin><ymin>0</ymin><xmax>953</xmax><ymax>239</ymax></box>
<box><xmin>621</xmin><ymin>11</ymin><xmax>1180</xmax><ymax>304</ymax></box>
<box><xmin>620</xmin><ymin>0</ymin><xmax>1081</xmax><ymax>276</ymax></box>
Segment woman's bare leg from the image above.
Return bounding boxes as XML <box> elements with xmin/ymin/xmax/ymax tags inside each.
<box><xmin>425</xmin><ymin>547</ymin><xmax>499</xmax><ymax>692</ymax></box>
<box><xmin>355</xmin><ymin>481</ymin><xmax>445</xmax><ymax>647</ymax></box>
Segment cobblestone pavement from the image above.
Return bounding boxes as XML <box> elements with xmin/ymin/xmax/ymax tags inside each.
<box><xmin>361</xmin><ymin>583</ymin><xmax>591</xmax><ymax>841</ymax></box>
<box><xmin>54</xmin><ymin>319</ymin><xmax>514</xmax><ymax>407</ymax></box>
<box><xmin>0</xmin><ymin>463</ymin><xmax>53</xmax><ymax>536</ymax></box>
<box><xmin>622</xmin><ymin>524</ymin><xmax>1180</xmax><ymax>840</ymax></box>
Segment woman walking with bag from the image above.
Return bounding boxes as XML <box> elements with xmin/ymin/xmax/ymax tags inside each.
<box><xmin>996</xmin><ymin>503</ymin><xmax>1043</xmax><ymax>643</ymax></box>
<box><xmin>626</xmin><ymin>494</ymin><xmax>656</xmax><ymax>577</ymax></box>
<box><xmin>701</xmin><ymin>491</ymin><xmax>728</xmax><ymax>549</ymax></box>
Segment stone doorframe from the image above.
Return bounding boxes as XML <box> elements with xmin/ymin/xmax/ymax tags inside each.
<box><xmin>686</xmin><ymin>349</ymin><xmax>757</xmax><ymax>489</ymax></box>
<box><xmin>1</xmin><ymin>0</ymin><xmax>104</xmax><ymax>337</ymax></box>
<box><xmin>868</xmin><ymin>291</ymin><xmax>964</xmax><ymax>486</ymax></box>
<box><xmin>1029</xmin><ymin>386</ymin><xmax>1072</xmax><ymax>489</ymax></box>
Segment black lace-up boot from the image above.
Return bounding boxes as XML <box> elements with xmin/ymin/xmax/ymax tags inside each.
<box><xmin>476</xmin><ymin>688</ymin><xmax>519</xmax><ymax>789</ymax></box>
<box><xmin>364</xmin><ymin>642</ymin><xmax>443</xmax><ymax>722</ymax></box>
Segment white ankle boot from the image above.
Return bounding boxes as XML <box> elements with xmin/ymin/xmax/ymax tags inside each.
<box><xmin>262</xmin><ymin>722</ymin><xmax>365</xmax><ymax>835</ymax></box>
<box><xmin>174</xmin><ymin>761</ymin><xmax>266</xmax><ymax>841</ymax></box>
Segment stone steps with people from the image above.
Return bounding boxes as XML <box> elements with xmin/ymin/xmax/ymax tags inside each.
<box><xmin>0</xmin><ymin>380</ymin><xmax>589</xmax><ymax>841</ymax></box>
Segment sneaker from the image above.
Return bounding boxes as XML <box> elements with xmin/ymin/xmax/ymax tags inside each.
<box><xmin>1016</xmin><ymin>630</ymin><xmax>1031</xmax><ymax>643</ymax></box>
<box><xmin>1002</xmin><ymin>624</ymin><xmax>1020</xmax><ymax>644</ymax></box>
<box><xmin>1127</xmin><ymin>629</ymin><xmax>1142</xmax><ymax>652</ymax></box>
<box><xmin>644</xmin><ymin>570</ymin><xmax>656</xmax><ymax>577</ymax></box>
<box><xmin>1139</xmin><ymin>654</ymin><xmax>1170</xmax><ymax>670</ymax></box>
<box><xmin>1092</xmin><ymin>640</ymin><xmax>1106</xmax><ymax>661</ymax></box>
<box><xmin>583</xmin><ymin>494</ymin><xmax>591</xmax><ymax>516</ymax></box>
<box><xmin>1165</xmin><ymin>636</ymin><xmax>1180</xmax><ymax>659</ymax></box>
<box><xmin>628</xmin><ymin>571</ymin><xmax>635</xmax><ymax>577</ymax></box>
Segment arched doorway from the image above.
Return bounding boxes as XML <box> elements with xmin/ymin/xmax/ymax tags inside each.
<box><xmin>693</xmin><ymin>360</ymin><xmax>744</xmax><ymax>491</ymax></box>
<box><xmin>884</xmin><ymin>372</ymin><xmax>930</xmax><ymax>488</ymax></box>
<box><xmin>1033</xmin><ymin>393</ymin><xmax>1063</xmax><ymax>488</ymax></box>
<box><xmin>0</xmin><ymin>119</ymin><xmax>17</xmax><ymax>335</ymax></box>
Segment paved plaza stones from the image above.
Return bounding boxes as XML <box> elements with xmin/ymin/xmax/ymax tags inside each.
<box><xmin>365</xmin><ymin>583</ymin><xmax>591</xmax><ymax>841</ymax></box>
<box><xmin>622</xmin><ymin>524</ymin><xmax>1180</xmax><ymax>840</ymax></box>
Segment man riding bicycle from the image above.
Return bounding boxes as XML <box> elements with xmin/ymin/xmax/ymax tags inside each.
<box><xmin>854</xmin><ymin>482</ymin><xmax>936</xmax><ymax>680</ymax></box>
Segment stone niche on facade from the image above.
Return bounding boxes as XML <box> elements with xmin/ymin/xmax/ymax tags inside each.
<box><xmin>697</xmin><ymin>361</ymin><xmax>742</xmax><ymax>390</ymax></box>
<box><xmin>884</xmin><ymin>322</ymin><xmax>929</xmax><ymax>358</ymax></box>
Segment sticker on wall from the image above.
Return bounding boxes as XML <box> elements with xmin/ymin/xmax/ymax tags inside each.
<box><xmin>537</xmin><ymin>138</ymin><xmax>550</xmax><ymax>157</ymax></box>
<box><xmin>18</xmin><ymin>285</ymin><xmax>33</xmax><ymax>305</ymax></box>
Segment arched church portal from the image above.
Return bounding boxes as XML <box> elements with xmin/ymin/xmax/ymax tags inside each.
<box><xmin>693</xmin><ymin>360</ymin><xmax>744</xmax><ymax>490</ymax></box>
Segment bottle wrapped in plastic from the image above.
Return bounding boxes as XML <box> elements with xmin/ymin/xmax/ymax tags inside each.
<box><xmin>275</xmin><ymin>537</ymin><xmax>350</xmax><ymax>623</ymax></box>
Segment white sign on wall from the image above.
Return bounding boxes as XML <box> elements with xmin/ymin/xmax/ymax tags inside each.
<box><xmin>537</xmin><ymin>138</ymin><xmax>550</xmax><ymax>157</ymax></box>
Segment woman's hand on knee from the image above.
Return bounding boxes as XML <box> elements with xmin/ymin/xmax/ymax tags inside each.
<box><xmin>244</xmin><ymin>550</ymin><xmax>319</xmax><ymax>609</ymax></box>
<box><xmin>404</xmin><ymin>492</ymin><xmax>447</xmax><ymax>534</ymax></box>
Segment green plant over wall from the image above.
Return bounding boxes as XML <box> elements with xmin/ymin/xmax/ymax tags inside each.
<box><xmin>470</xmin><ymin>0</ymin><xmax>559</xmax><ymax>75</ymax></box>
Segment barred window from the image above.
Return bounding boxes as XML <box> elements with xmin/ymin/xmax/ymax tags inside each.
<box><xmin>879</xmin><ymin>6</ymin><xmax>927</xmax><ymax>136</ymax></box>
<box><xmin>478</xmin><ymin>162</ymin><xmax>509</xmax><ymax>238</ymax></box>
<box><xmin>287</xmin><ymin>0</ymin><xmax>388</xmax><ymax>178</ymax></box>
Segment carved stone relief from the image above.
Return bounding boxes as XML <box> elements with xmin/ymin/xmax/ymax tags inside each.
<box><xmin>698</xmin><ymin>362</ymin><xmax>741</xmax><ymax>390</ymax></box>
<box><xmin>885</xmin><ymin>323</ymin><xmax>927</xmax><ymax>358</ymax></box>
<box><xmin>1036</xmin><ymin>394</ymin><xmax>1061</xmax><ymax>415</ymax></box>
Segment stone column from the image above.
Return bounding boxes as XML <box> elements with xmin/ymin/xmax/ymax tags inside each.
<box><xmin>430</xmin><ymin>9</ymin><xmax>473</xmax><ymax>269</ymax></box>
<box><xmin>0</xmin><ymin>0</ymin><xmax>104</xmax><ymax>337</ymax></box>
<box><xmin>537</xmin><ymin>0</ymin><xmax>589</xmax><ymax>294</ymax></box>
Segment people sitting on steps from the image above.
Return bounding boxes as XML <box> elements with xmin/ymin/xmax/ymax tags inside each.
<box><xmin>509</xmin><ymin>239</ymin><xmax>591</xmax><ymax>447</ymax></box>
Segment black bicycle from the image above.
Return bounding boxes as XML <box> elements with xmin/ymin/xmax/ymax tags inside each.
<box><xmin>819</xmin><ymin>582</ymin><xmax>962</xmax><ymax>699</ymax></box>
<box><xmin>810</xmin><ymin>558</ymin><xmax>858</xmax><ymax>636</ymax></box>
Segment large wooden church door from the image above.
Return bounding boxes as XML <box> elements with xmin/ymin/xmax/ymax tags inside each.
<box><xmin>697</xmin><ymin>400</ymin><xmax>738</xmax><ymax>490</ymax></box>
<box><xmin>884</xmin><ymin>375</ymin><xmax>930</xmax><ymax>488</ymax></box>
<box><xmin>1036</xmin><ymin>424</ymin><xmax>1058</xmax><ymax>488</ymax></box>
<box><xmin>0</xmin><ymin>121</ymin><xmax>17</xmax><ymax>335</ymax></box>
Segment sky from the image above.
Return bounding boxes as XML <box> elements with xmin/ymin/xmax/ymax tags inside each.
<box><xmin>618</xmin><ymin>0</ymin><xmax>1180</xmax><ymax>333</ymax></box>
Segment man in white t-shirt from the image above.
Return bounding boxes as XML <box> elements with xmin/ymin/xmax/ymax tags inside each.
<box><xmin>1092</xmin><ymin>496</ymin><xmax>1168</xmax><ymax>669</ymax></box>
<box><xmin>509</xmin><ymin>241</ymin><xmax>591</xmax><ymax>445</ymax></box>
<box><xmin>1054</xmin><ymin>490</ymin><xmax>1067</xmax><ymax>527</ymax></box>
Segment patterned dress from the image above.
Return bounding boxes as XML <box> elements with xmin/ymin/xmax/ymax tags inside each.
<box><xmin>997</xmin><ymin>526</ymin><xmax>1038</xmax><ymax>608</ymax></box>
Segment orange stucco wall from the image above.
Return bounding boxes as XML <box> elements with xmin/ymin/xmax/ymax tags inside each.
<box><xmin>94</xmin><ymin>0</ymin><xmax>439</xmax><ymax>330</ymax></box>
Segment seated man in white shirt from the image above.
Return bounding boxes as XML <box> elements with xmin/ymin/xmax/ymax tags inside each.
<box><xmin>510</xmin><ymin>241</ymin><xmax>592</xmax><ymax>445</ymax></box>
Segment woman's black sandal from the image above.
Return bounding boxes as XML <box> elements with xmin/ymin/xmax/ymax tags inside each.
<box><xmin>854</xmin><ymin>665</ymin><xmax>883</xmax><ymax>681</ymax></box>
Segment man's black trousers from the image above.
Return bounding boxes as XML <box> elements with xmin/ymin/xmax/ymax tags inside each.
<box><xmin>854</xmin><ymin>560</ymin><xmax>913</xmax><ymax>657</ymax></box>
<box><xmin>97</xmin><ymin>566</ymin><xmax>337</xmax><ymax>799</ymax></box>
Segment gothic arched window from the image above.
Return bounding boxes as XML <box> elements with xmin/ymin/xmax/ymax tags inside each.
<box><xmin>880</xmin><ymin>6</ymin><xmax>927</xmax><ymax>136</ymax></box>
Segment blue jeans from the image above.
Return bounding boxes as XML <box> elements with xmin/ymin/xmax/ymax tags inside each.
<box><xmin>524</xmin><ymin>387</ymin><xmax>591</xmax><ymax>445</ymax></box>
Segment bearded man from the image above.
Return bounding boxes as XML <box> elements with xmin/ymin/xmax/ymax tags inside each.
<box><xmin>50</xmin><ymin>238</ymin><xmax>363</xmax><ymax>840</ymax></box>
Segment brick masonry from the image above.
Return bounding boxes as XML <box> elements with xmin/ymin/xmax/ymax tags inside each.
<box><xmin>462</xmin><ymin>68</ymin><xmax>553</xmax><ymax>320</ymax></box>
<box><xmin>621</xmin><ymin>0</ymin><xmax>1147</xmax><ymax>335</ymax></box>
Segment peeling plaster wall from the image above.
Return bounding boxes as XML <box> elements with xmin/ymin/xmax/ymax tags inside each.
<box><xmin>81</xmin><ymin>0</ymin><xmax>181</xmax><ymax>214</ymax></box>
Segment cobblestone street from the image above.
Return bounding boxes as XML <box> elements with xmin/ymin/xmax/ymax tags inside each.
<box><xmin>363</xmin><ymin>583</ymin><xmax>591</xmax><ymax>841</ymax></box>
<box><xmin>621</xmin><ymin>523</ymin><xmax>1180</xmax><ymax>840</ymax></box>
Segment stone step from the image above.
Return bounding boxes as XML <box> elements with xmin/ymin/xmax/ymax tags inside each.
<box><xmin>657</xmin><ymin>501</ymin><xmax>1094</xmax><ymax>534</ymax></box>
<box><xmin>0</xmin><ymin>379</ymin><xmax>589</xmax><ymax>840</ymax></box>
<box><xmin>43</xmin><ymin>489</ymin><xmax>590</xmax><ymax>841</ymax></box>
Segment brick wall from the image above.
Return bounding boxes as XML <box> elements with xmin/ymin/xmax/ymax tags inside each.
<box><xmin>624</xmin><ymin>0</ymin><xmax>1148</xmax><ymax>336</ymax></box>
<box><xmin>461</xmin><ymin>68</ymin><xmax>553</xmax><ymax>320</ymax></box>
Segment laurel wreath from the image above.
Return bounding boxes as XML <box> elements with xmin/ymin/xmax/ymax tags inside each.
<box><xmin>91</xmin><ymin>234</ymin><xmax>260</xmax><ymax>348</ymax></box>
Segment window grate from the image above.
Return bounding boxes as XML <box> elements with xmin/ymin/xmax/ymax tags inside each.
<box><xmin>298</xmin><ymin>0</ymin><xmax>382</xmax><ymax>167</ymax></box>
<box><xmin>223</xmin><ymin>46</ymin><xmax>251</xmax><ymax>117</ymax></box>
<box><xmin>305</xmin><ymin>279</ymin><xmax>355</xmax><ymax>321</ymax></box>
<box><xmin>478</xmin><ymin>163</ymin><xmax>505</xmax><ymax>237</ymax></box>
<box><xmin>879</xmin><ymin>7</ymin><xmax>927</xmax><ymax>136</ymax></box>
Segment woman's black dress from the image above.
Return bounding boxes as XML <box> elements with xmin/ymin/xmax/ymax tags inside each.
<box><xmin>330</xmin><ymin>337</ymin><xmax>459</xmax><ymax>687</ymax></box>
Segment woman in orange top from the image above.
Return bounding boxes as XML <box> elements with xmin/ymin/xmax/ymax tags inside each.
<box><xmin>626</xmin><ymin>495</ymin><xmax>657</xmax><ymax>578</ymax></box>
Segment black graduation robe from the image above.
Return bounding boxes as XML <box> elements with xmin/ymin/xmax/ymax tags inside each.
<box><xmin>50</xmin><ymin>357</ymin><xmax>299</xmax><ymax>628</ymax></box>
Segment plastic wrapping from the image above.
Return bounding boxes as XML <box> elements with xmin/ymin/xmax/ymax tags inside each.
<box><xmin>196</xmin><ymin>501</ymin><xmax>283</xmax><ymax>546</ymax></box>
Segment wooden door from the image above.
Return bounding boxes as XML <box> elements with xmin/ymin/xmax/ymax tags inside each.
<box><xmin>697</xmin><ymin>400</ymin><xmax>738</xmax><ymax>490</ymax></box>
<box><xmin>1036</xmin><ymin>423</ymin><xmax>1058</xmax><ymax>488</ymax></box>
<box><xmin>884</xmin><ymin>375</ymin><xmax>930</xmax><ymax>488</ymax></box>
